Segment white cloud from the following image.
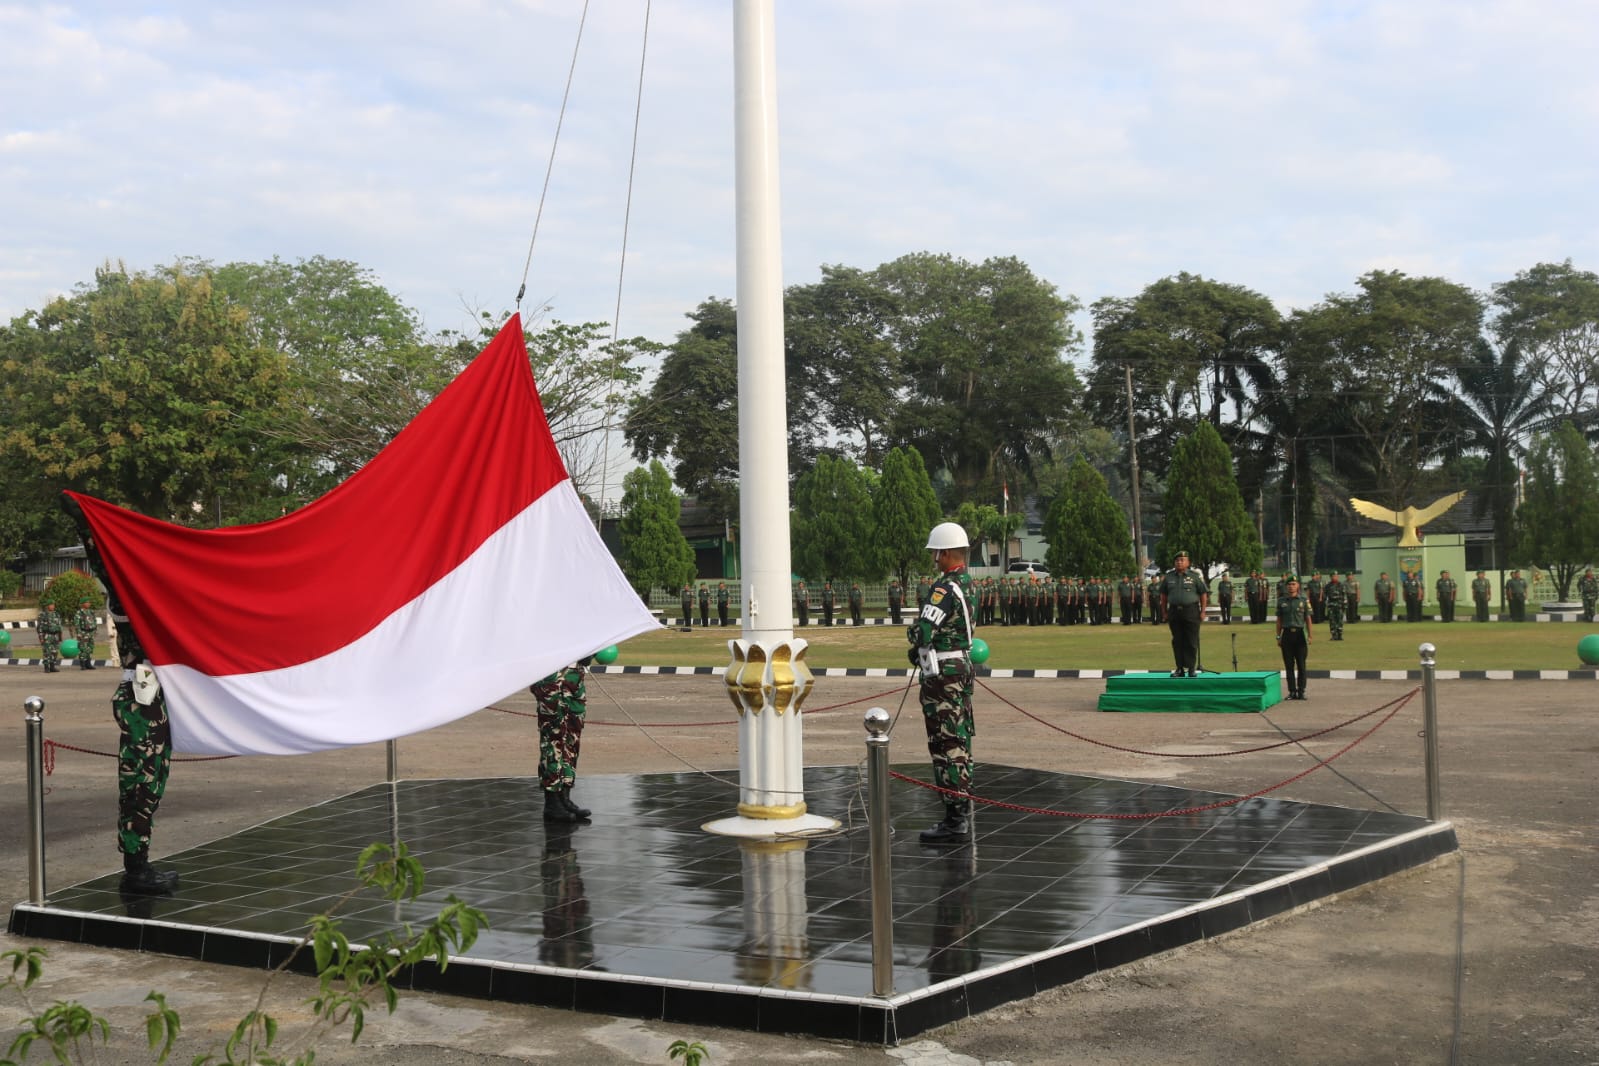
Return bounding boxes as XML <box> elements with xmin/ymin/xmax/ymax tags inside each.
<box><xmin>0</xmin><ymin>0</ymin><xmax>1595</xmax><ymax>348</ymax></box>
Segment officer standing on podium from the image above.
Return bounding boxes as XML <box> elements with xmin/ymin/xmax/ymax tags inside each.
<box><xmin>1159</xmin><ymin>550</ymin><xmax>1209</xmax><ymax>677</ymax></box>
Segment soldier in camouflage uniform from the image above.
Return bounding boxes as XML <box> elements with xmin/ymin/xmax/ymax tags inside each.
<box><xmin>795</xmin><ymin>580</ymin><xmax>810</xmax><ymax>626</ymax></box>
<box><xmin>908</xmin><ymin>522</ymin><xmax>978</xmax><ymax>845</ymax></box>
<box><xmin>697</xmin><ymin>583</ymin><xmax>711</xmax><ymax>627</ymax></box>
<box><xmin>716</xmin><ymin>581</ymin><xmax>731</xmax><ymax>627</ymax></box>
<box><xmin>37</xmin><ymin>602</ymin><xmax>63</xmax><ymax>672</ymax></box>
<box><xmin>1324</xmin><ymin>573</ymin><xmax>1346</xmax><ymax>640</ymax></box>
<box><xmin>531</xmin><ymin>657</ymin><xmax>595</xmax><ymax>822</ymax></box>
<box><xmin>74</xmin><ymin>598</ymin><xmax>98</xmax><ymax>669</ymax></box>
<box><xmin>1578</xmin><ymin>567</ymin><xmax>1597</xmax><ymax>623</ymax></box>
<box><xmin>61</xmin><ymin>499</ymin><xmax>179</xmax><ymax>895</ymax></box>
<box><xmin>1344</xmin><ymin>573</ymin><xmax>1361</xmax><ymax>623</ymax></box>
<box><xmin>679</xmin><ymin>583</ymin><xmax>694</xmax><ymax>629</ymax></box>
<box><xmin>887</xmin><ymin>578</ymin><xmax>905</xmax><ymax>625</ymax></box>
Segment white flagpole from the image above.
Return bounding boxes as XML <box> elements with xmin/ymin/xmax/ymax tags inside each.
<box><xmin>706</xmin><ymin>0</ymin><xmax>835</xmax><ymax>838</ymax></box>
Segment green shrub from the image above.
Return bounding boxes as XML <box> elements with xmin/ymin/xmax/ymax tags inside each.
<box><xmin>40</xmin><ymin>570</ymin><xmax>102</xmax><ymax>617</ymax></box>
<box><xmin>0</xmin><ymin>569</ymin><xmax>22</xmax><ymax>599</ymax></box>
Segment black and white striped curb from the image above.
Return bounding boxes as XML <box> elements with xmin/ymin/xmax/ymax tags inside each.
<box><xmin>6</xmin><ymin>662</ymin><xmax>1596</xmax><ymax>680</ymax></box>
<box><xmin>581</xmin><ymin>664</ymin><xmax>1599</xmax><ymax>681</ymax></box>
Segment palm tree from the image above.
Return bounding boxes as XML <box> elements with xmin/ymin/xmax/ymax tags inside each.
<box><xmin>1437</xmin><ymin>337</ymin><xmax>1554</xmax><ymax>570</ymax></box>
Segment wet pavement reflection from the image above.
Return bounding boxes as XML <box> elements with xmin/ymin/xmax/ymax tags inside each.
<box><xmin>13</xmin><ymin>765</ymin><xmax>1455</xmax><ymax>1040</ymax></box>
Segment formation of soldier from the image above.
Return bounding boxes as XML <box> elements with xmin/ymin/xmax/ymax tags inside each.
<box><xmin>658</xmin><ymin>564</ymin><xmax>1582</xmax><ymax>631</ymax></box>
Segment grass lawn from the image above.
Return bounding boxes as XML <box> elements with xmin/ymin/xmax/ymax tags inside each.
<box><xmin>615</xmin><ymin>618</ymin><xmax>1599</xmax><ymax>673</ymax></box>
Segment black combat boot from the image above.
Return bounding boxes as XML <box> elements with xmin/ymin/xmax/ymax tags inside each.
<box><xmin>543</xmin><ymin>788</ymin><xmax>580</xmax><ymax>823</ymax></box>
<box><xmin>560</xmin><ymin>787</ymin><xmax>592</xmax><ymax>820</ymax></box>
<box><xmin>919</xmin><ymin>803</ymin><xmax>971</xmax><ymax>845</ymax></box>
<box><xmin>120</xmin><ymin>850</ymin><xmax>180</xmax><ymax>895</ymax></box>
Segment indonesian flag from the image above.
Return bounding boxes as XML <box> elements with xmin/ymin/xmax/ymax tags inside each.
<box><xmin>65</xmin><ymin>315</ymin><xmax>658</xmax><ymax>756</ymax></box>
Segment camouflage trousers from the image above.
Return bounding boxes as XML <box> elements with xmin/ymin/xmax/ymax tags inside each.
<box><xmin>41</xmin><ymin>635</ymin><xmax>61</xmax><ymax>671</ymax></box>
<box><xmin>532</xmin><ymin>666</ymin><xmax>587</xmax><ymax>791</ymax></box>
<box><xmin>919</xmin><ymin>660</ymin><xmax>976</xmax><ymax>796</ymax></box>
<box><xmin>1327</xmin><ymin>605</ymin><xmax>1344</xmax><ymax>639</ymax></box>
<box><xmin>76</xmin><ymin>633</ymin><xmax>96</xmax><ymax>667</ymax></box>
<box><xmin>113</xmin><ymin>680</ymin><xmax>172</xmax><ymax>857</ymax></box>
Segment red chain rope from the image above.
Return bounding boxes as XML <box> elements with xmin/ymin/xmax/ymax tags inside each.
<box><xmin>891</xmin><ymin>687</ymin><xmax>1417</xmax><ymax>820</ymax></box>
<box><xmin>490</xmin><ymin>681</ymin><xmax>913</xmax><ymax>728</ymax></box>
<box><xmin>978</xmin><ymin>678</ymin><xmax>1422</xmax><ymax>757</ymax></box>
<box><xmin>41</xmin><ymin>739</ymin><xmax>237</xmax><ymax>776</ymax></box>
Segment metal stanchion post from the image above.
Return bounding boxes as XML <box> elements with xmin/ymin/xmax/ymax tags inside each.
<box><xmin>25</xmin><ymin>696</ymin><xmax>47</xmax><ymax>905</ymax></box>
<box><xmin>1419</xmin><ymin>642</ymin><xmax>1442</xmax><ymax>821</ymax></box>
<box><xmin>386</xmin><ymin>738</ymin><xmax>398</xmax><ymax>785</ymax></box>
<box><xmin>864</xmin><ymin>707</ymin><xmax>894</xmax><ymax>997</ymax></box>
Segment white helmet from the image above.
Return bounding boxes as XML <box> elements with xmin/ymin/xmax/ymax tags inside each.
<box><xmin>926</xmin><ymin>521</ymin><xmax>970</xmax><ymax>550</ymax></box>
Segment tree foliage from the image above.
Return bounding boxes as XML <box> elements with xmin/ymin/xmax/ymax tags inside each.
<box><xmin>871</xmin><ymin>446</ymin><xmax>942</xmax><ymax>585</ymax></box>
<box><xmin>623</xmin><ymin>299</ymin><xmax>740</xmax><ymax>523</ymax></box>
<box><xmin>1490</xmin><ymin>260</ymin><xmax>1599</xmax><ymax>428</ymax></box>
<box><xmin>1283</xmin><ymin>270</ymin><xmax>1483</xmax><ymax>507</ymax></box>
<box><xmin>1087</xmin><ymin>272</ymin><xmax>1281</xmax><ymax>485</ymax></box>
<box><xmin>1041</xmin><ymin>458</ymin><xmax>1134</xmax><ymax>577</ymax></box>
<box><xmin>1159</xmin><ymin>422</ymin><xmax>1263</xmax><ymax>577</ymax></box>
<box><xmin>617</xmin><ymin>460</ymin><xmax>697</xmax><ymax>596</ymax></box>
<box><xmin>876</xmin><ymin>253</ymin><xmax>1082</xmax><ymax>502</ymax></box>
<box><xmin>0</xmin><ymin>262</ymin><xmax>291</xmax><ymax>525</ymax></box>
<box><xmin>790</xmin><ymin>454</ymin><xmax>875</xmax><ymax>582</ymax></box>
<box><xmin>1514</xmin><ymin>422</ymin><xmax>1599</xmax><ymax>600</ymax></box>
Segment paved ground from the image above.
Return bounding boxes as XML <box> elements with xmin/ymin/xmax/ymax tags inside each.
<box><xmin>1</xmin><ymin>666</ymin><xmax>1594</xmax><ymax>1065</ymax></box>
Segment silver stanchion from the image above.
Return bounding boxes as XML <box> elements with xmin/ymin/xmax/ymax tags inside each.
<box><xmin>864</xmin><ymin>707</ymin><xmax>894</xmax><ymax>997</ymax></box>
<box><xmin>25</xmin><ymin>696</ymin><xmax>47</xmax><ymax>904</ymax></box>
<box><xmin>1419</xmin><ymin>643</ymin><xmax>1442</xmax><ymax>821</ymax></box>
<box><xmin>385</xmin><ymin>738</ymin><xmax>398</xmax><ymax>785</ymax></box>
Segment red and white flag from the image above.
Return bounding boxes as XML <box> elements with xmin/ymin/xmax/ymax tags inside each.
<box><xmin>66</xmin><ymin>315</ymin><xmax>658</xmax><ymax>756</ymax></box>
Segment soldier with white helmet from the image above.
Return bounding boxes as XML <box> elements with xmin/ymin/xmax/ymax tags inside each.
<box><xmin>907</xmin><ymin>521</ymin><xmax>978</xmax><ymax>845</ymax></box>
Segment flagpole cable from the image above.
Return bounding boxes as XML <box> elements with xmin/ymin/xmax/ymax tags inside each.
<box><xmin>595</xmin><ymin>0</ymin><xmax>652</xmax><ymax>525</ymax></box>
<box><xmin>515</xmin><ymin>0</ymin><xmax>591</xmax><ymax>312</ymax></box>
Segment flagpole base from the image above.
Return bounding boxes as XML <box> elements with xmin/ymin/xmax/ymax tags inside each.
<box><xmin>703</xmin><ymin>813</ymin><xmax>839</xmax><ymax>840</ymax></box>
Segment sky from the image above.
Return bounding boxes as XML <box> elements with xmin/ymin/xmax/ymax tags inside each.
<box><xmin>4</xmin><ymin>0</ymin><xmax>1597</xmax><ymax>359</ymax></box>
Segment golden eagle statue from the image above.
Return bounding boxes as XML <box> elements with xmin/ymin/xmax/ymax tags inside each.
<box><xmin>1349</xmin><ymin>491</ymin><xmax>1467</xmax><ymax>548</ymax></box>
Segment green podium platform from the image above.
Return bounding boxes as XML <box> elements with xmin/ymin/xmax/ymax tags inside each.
<box><xmin>1098</xmin><ymin>670</ymin><xmax>1282</xmax><ymax>713</ymax></box>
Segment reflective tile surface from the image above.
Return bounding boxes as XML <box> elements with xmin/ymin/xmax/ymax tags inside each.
<box><xmin>10</xmin><ymin>766</ymin><xmax>1457</xmax><ymax>1043</ymax></box>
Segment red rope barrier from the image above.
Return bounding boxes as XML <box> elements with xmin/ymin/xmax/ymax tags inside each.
<box><xmin>892</xmin><ymin>688</ymin><xmax>1417</xmax><ymax>820</ymax></box>
<box><xmin>978</xmin><ymin>678</ymin><xmax>1423</xmax><ymax>758</ymax></box>
<box><xmin>490</xmin><ymin>681</ymin><xmax>913</xmax><ymax>728</ymax></box>
<box><xmin>41</xmin><ymin>739</ymin><xmax>237</xmax><ymax>777</ymax></box>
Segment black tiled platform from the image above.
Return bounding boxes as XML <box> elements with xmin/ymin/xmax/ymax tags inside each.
<box><xmin>9</xmin><ymin>767</ymin><xmax>1457</xmax><ymax>1044</ymax></box>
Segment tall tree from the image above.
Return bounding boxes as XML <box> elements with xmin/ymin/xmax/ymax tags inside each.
<box><xmin>1086</xmin><ymin>274</ymin><xmax>1282</xmax><ymax>487</ymax></box>
<box><xmin>1514</xmin><ymin>422</ymin><xmax>1599</xmax><ymax>601</ymax></box>
<box><xmin>1284</xmin><ymin>270</ymin><xmax>1484</xmax><ymax>508</ymax></box>
<box><xmin>617</xmin><ymin>460</ymin><xmax>697</xmax><ymax>597</ymax></box>
<box><xmin>0</xmin><ymin>262</ymin><xmax>289</xmax><ymax>529</ymax></box>
<box><xmin>1159</xmin><ymin>422</ymin><xmax>1263</xmax><ymax>578</ymax></box>
<box><xmin>1041</xmin><ymin>458</ymin><xmax>1135</xmax><ymax>578</ymax></box>
<box><xmin>1490</xmin><ymin>260</ymin><xmax>1599</xmax><ymax>428</ymax></box>
<box><xmin>784</xmin><ymin>265</ymin><xmax>902</xmax><ymax>465</ymax></box>
<box><xmin>871</xmin><ymin>445</ymin><xmax>942</xmax><ymax>585</ymax></box>
<box><xmin>623</xmin><ymin>299</ymin><xmax>740</xmax><ymax>523</ymax></box>
<box><xmin>790</xmin><ymin>454</ymin><xmax>875</xmax><ymax>582</ymax></box>
<box><xmin>875</xmin><ymin>253</ymin><xmax>1082</xmax><ymax>500</ymax></box>
<box><xmin>1439</xmin><ymin>337</ymin><xmax>1554</xmax><ymax>572</ymax></box>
